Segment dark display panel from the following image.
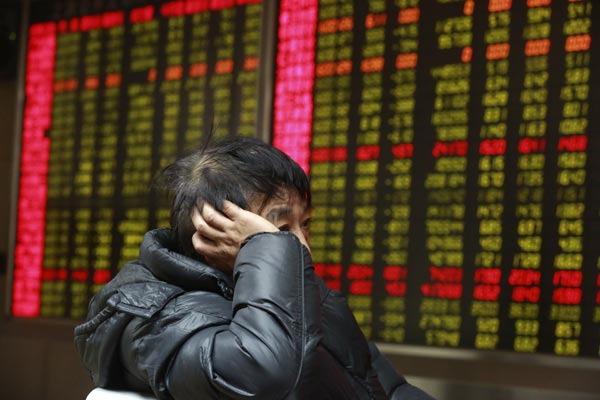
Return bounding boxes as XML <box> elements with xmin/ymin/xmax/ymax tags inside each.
<box><xmin>12</xmin><ymin>0</ymin><xmax>262</xmax><ymax>318</ymax></box>
<box><xmin>273</xmin><ymin>0</ymin><xmax>600</xmax><ymax>358</ymax></box>
<box><xmin>11</xmin><ymin>0</ymin><xmax>600</xmax><ymax>362</ymax></box>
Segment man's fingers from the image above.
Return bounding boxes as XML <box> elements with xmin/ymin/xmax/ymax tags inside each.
<box><xmin>192</xmin><ymin>232</ymin><xmax>225</xmax><ymax>255</ymax></box>
<box><xmin>202</xmin><ymin>202</ymin><xmax>232</xmax><ymax>229</ymax></box>
<box><xmin>193</xmin><ymin>205</ymin><xmax>233</xmax><ymax>243</ymax></box>
<box><xmin>191</xmin><ymin>232</ymin><xmax>212</xmax><ymax>254</ymax></box>
<box><xmin>192</xmin><ymin>232</ymin><xmax>235</xmax><ymax>271</ymax></box>
<box><xmin>222</xmin><ymin>200</ymin><xmax>279</xmax><ymax>234</ymax></box>
<box><xmin>220</xmin><ymin>200</ymin><xmax>241</xmax><ymax>219</ymax></box>
<box><xmin>191</xmin><ymin>207</ymin><xmax>203</xmax><ymax>229</ymax></box>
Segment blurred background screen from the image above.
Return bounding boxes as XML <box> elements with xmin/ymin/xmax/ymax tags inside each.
<box><xmin>8</xmin><ymin>0</ymin><xmax>600</xmax><ymax>368</ymax></box>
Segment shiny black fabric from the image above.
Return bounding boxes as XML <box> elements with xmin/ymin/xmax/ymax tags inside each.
<box><xmin>75</xmin><ymin>229</ymin><xmax>426</xmax><ymax>399</ymax></box>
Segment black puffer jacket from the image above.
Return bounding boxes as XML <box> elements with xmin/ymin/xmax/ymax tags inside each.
<box><xmin>75</xmin><ymin>229</ymin><xmax>431</xmax><ymax>399</ymax></box>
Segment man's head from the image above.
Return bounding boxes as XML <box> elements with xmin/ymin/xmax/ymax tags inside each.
<box><xmin>160</xmin><ymin>136</ymin><xmax>312</xmax><ymax>260</ymax></box>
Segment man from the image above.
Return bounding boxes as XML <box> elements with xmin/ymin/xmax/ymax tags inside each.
<box><xmin>75</xmin><ymin>137</ymin><xmax>434</xmax><ymax>399</ymax></box>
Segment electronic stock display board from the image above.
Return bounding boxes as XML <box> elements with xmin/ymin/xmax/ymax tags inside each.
<box><xmin>12</xmin><ymin>0</ymin><xmax>262</xmax><ymax>319</ymax></box>
<box><xmin>10</xmin><ymin>0</ymin><xmax>600</xmax><ymax>361</ymax></box>
<box><xmin>273</xmin><ymin>0</ymin><xmax>600</xmax><ymax>358</ymax></box>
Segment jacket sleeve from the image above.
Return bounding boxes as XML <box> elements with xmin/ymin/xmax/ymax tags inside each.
<box><xmin>125</xmin><ymin>232</ymin><xmax>322</xmax><ymax>399</ymax></box>
<box><xmin>368</xmin><ymin>342</ymin><xmax>436</xmax><ymax>400</ymax></box>
<box><xmin>74</xmin><ymin>261</ymin><xmax>184</xmax><ymax>392</ymax></box>
<box><xmin>318</xmin><ymin>283</ymin><xmax>388</xmax><ymax>399</ymax></box>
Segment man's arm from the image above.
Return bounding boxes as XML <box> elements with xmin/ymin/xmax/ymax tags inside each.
<box><xmin>166</xmin><ymin>232</ymin><xmax>321</xmax><ymax>399</ymax></box>
<box><xmin>112</xmin><ymin>231</ymin><xmax>323</xmax><ymax>399</ymax></box>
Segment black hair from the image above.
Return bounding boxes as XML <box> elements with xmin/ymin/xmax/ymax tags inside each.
<box><xmin>158</xmin><ymin>136</ymin><xmax>311</xmax><ymax>260</ymax></box>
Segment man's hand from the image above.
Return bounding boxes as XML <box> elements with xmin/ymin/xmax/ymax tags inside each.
<box><xmin>191</xmin><ymin>201</ymin><xmax>279</xmax><ymax>273</ymax></box>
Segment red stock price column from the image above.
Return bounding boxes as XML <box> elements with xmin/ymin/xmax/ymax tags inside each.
<box><xmin>418</xmin><ymin>0</ymin><xmax>474</xmax><ymax>348</ymax></box>
<box><xmin>12</xmin><ymin>22</ymin><xmax>56</xmax><ymax>317</ymax></box>
<box><xmin>272</xmin><ymin>0</ymin><xmax>316</xmax><ymax>172</ymax></box>
<box><xmin>549</xmin><ymin>0</ymin><xmax>592</xmax><ymax>357</ymax></box>
<box><xmin>469</xmin><ymin>0</ymin><xmax>512</xmax><ymax>351</ymax></box>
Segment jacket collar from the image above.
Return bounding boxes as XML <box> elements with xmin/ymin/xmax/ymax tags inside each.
<box><xmin>139</xmin><ymin>229</ymin><xmax>234</xmax><ymax>299</ymax></box>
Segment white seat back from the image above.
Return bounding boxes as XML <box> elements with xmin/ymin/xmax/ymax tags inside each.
<box><xmin>86</xmin><ymin>388</ymin><xmax>156</xmax><ymax>400</ymax></box>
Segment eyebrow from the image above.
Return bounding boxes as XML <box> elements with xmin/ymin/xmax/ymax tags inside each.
<box><xmin>265</xmin><ymin>205</ymin><xmax>312</xmax><ymax>222</ymax></box>
<box><xmin>266</xmin><ymin>206</ymin><xmax>291</xmax><ymax>222</ymax></box>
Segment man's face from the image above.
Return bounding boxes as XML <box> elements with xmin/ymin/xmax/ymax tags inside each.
<box><xmin>250</xmin><ymin>190</ymin><xmax>311</xmax><ymax>251</ymax></box>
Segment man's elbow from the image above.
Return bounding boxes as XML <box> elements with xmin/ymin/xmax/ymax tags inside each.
<box><xmin>211</xmin><ymin>343</ymin><xmax>300</xmax><ymax>398</ymax></box>
<box><xmin>168</xmin><ymin>330</ymin><xmax>300</xmax><ymax>399</ymax></box>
